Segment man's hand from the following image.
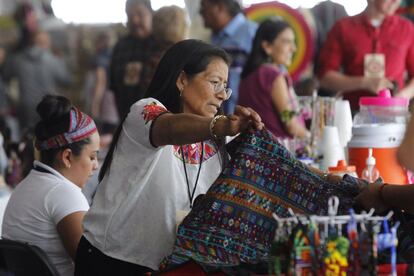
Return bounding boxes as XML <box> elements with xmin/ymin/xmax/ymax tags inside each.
<box><xmin>362</xmin><ymin>77</ymin><xmax>394</xmax><ymax>94</ymax></box>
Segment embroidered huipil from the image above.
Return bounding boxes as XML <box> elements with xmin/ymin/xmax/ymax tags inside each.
<box><xmin>82</xmin><ymin>98</ymin><xmax>222</xmax><ymax>270</ymax></box>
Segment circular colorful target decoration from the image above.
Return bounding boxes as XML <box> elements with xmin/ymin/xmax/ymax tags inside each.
<box><xmin>245</xmin><ymin>1</ymin><xmax>314</xmax><ymax>82</ymax></box>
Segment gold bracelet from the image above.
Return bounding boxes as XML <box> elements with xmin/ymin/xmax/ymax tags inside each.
<box><xmin>209</xmin><ymin>115</ymin><xmax>227</xmax><ymax>139</ymax></box>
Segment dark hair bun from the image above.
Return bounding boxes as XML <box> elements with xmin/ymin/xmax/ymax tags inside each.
<box><xmin>36</xmin><ymin>95</ymin><xmax>72</xmax><ymax>121</ymax></box>
<box><xmin>35</xmin><ymin>95</ymin><xmax>72</xmax><ymax>140</ymax></box>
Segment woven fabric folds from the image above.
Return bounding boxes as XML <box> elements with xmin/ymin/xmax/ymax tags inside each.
<box><xmin>167</xmin><ymin>129</ymin><xmax>363</xmax><ymax>267</ymax></box>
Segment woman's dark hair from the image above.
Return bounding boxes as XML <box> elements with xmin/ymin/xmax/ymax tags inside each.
<box><xmin>125</xmin><ymin>0</ymin><xmax>153</xmax><ymax>12</ymax></box>
<box><xmin>13</xmin><ymin>3</ymin><xmax>35</xmax><ymax>51</ymax></box>
<box><xmin>241</xmin><ymin>18</ymin><xmax>292</xmax><ymax>79</ymax></box>
<box><xmin>35</xmin><ymin>95</ymin><xmax>89</xmax><ymax>167</ymax></box>
<box><xmin>145</xmin><ymin>39</ymin><xmax>230</xmax><ymax>113</ymax></box>
<box><xmin>208</xmin><ymin>0</ymin><xmax>241</xmax><ymax>17</ymax></box>
<box><xmin>99</xmin><ymin>39</ymin><xmax>230</xmax><ymax>181</ymax></box>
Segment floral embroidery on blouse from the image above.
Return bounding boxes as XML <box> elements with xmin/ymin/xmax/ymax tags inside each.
<box><xmin>141</xmin><ymin>102</ymin><xmax>168</xmax><ymax>124</ymax></box>
<box><xmin>173</xmin><ymin>140</ymin><xmax>218</xmax><ymax>164</ymax></box>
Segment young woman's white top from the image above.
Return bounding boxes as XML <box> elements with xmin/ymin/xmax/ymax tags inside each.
<box><xmin>2</xmin><ymin>160</ymin><xmax>89</xmax><ymax>276</ymax></box>
<box><xmin>83</xmin><ymin>98</ymin><xmax>223</xmax><ymax>270</ymax></box>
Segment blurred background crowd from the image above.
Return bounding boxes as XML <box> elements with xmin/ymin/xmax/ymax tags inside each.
<box><xmin>0</xmin><ymin>0</ymin><xmax>413</xmax><ymax>193</ymax></box>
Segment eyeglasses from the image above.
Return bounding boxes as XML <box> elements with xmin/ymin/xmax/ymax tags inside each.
<box><xmin>209</xmin><ymin>81</ymin><xmax>232</xmax><ymax>100</ymax></box>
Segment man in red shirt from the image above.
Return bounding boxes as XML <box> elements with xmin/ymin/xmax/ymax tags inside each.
<box><xmin>317</xmin><ymin>0</ymin><xmax>414</xmax><ymax>112</ymax></box>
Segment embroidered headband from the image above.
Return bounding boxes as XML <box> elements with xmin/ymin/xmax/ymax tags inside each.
<box><xmin>35</xmin><ymin>107</ymin><xmax>97</xmax><ymax>151</ymax></box>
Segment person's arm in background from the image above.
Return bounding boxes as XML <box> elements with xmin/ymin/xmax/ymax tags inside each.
<box><xmin>270</xmin><ymin>75</ymin><xmax>310</xmax><ymax>138</ymax></box>
<box><xmin>108</xmin><ymin>42</ymin><xmax>121</xmax><ymax>94</ymax></box>
<box><xmin>0</xmin><ymin>133</ymin><xmax>7</xmax><ymax>176</ymax></box>
<box><xmin>50</xmin><ymin>52</ymin><xmax>72</xmax><ymax>88</ymax></box>
<box><xmin>356</xmin><ymin>181</ymin><xmax>414</xmax><ymax>214</ymax></box>
<box><xmin>317</xmin><ymin>20</ymin><xmax>393</xmax><ymax>94</ymax></box>
<box><xmin>91</xmin><ymin>67</ymin><xmax>106</xmax><ymax>119</ymax></box>
<box><xmin>1</xmin><ymin>50</ymin><xmax>17</xmax><ymax>83</ymax></box>
<box><xmin>396</xmin><ymin>27</ymin><xmax>414</xmax><ymax>99</ymax></box>
<box><xmin>396</xmin><ymin>78</ymin><xmax>414</xmax><ymax>99</ymax></box>
<box><xmin>320</xmin><ymin>71</ymin><xmax>393</xmax><ymax>94</ymax></box>
<box><xmin>397</xmin><ymin>110</ymin><xmax>414</xmax><ymax>170</ymax></box>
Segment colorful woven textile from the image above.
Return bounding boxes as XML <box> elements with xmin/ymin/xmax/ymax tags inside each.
<box><xmin>165</xmin><ymin>129</ymin><xmax>363</xmax><ymax>268</ymax></box>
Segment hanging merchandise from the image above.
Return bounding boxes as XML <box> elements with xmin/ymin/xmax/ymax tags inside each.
<box><xmin>269</xmin><ymin>223</ymin><xmax>290</xmax><ymax>275</ymax></box>
<box><xmin>358</xmin><ymin>225</ymin><xmax>376</xmax><ymax>275</ymax></box>
<box><xmin>377</xmin><ymin>219</ymin><xmax>400</xmax><ymax>276</ymax></box>
<box><xmin>346</xmin><ymin>209</ymin><xmax>360</xmax><ymax>275</ymax></box>
<box><xmin>269</xmin><ymin>196</ymin><xmax>398</xmax><ymax>276</ymax></box>
<box><xmin>290</xmin><ymin>225</ymin><xmax>320</xmax><ymax>275</ymax></box>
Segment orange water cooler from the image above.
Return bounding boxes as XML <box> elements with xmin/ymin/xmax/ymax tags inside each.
<box><xmin>347</xmin><ymin>90</ymin><xmax>410</xmax><ymax>185</ymax></box>
<box><xmin>348</xmin><ymin>124</ymin><xmax>407</xmax><ymax>184</ymax></box>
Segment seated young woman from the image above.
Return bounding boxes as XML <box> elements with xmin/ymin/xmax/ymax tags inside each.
<box><xmin>238</xmin><ymin>18</ymin><xmax>310</xmax><ymax>140</ymax></box>
<box><xmin>2</xmin><ymin>95</ymin><xmax>100</xmax><ymax>276</ymax></box>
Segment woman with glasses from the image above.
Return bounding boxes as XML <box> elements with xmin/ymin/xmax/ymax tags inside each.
<box><xmin>238</xmin><ymin>19</ymin><xmax>310</xmax><ymax>139</ymax></box>
<box><xmin>75</xmin><ymin>39</ymin><xmax>263</xmax><ymax>275</ymax></box>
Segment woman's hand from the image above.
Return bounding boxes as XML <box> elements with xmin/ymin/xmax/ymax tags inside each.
<box><xmin>215</xmin><ymin>105</ymin><xmax>264</xmax><ymax>137</ymax></box>
<box><xmin>355</xmin><ymin>182</ymin><xmax>388</xmax><ymax>214</ymax></box>
<box><xmin>234</xmin><ymin>105</ymin><xmax>264</xmax><ymax>130</ymax></box>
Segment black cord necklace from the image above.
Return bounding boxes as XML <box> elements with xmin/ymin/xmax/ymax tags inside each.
<box><xmin>180</xmin><ymin>142</ymin><xmax>204</xmax><ymax>209</ymax></box>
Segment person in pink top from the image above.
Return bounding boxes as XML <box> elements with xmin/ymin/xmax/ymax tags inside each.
<box><xmin>238</xmin><ymin>18</ymin><xmax>310</xmax><ymax>139</ymax></box>
<box><xmin>317</xmin><ymin>0</ymin><xmax>414</xmax><ymax>112</ymax></box>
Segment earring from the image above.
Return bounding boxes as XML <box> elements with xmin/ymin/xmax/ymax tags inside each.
<box><xmin>179</xmin><ymin>88</ymin><xmax>183</xmax><ymax>97</ymax></box>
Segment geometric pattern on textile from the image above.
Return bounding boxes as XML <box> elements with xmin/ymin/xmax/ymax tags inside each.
<box><xmin>166</xmin><ymin>129</ymin><xmax>362</xmax><ymax>267</ymax></box>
